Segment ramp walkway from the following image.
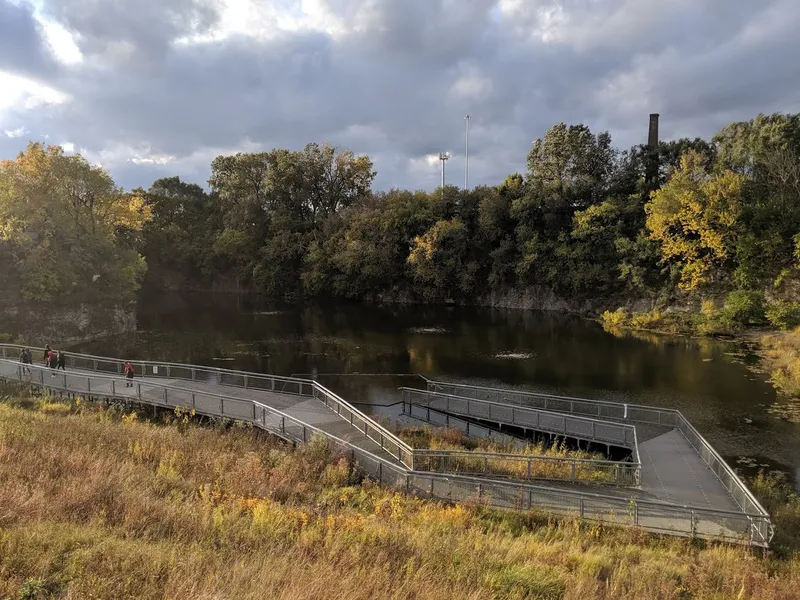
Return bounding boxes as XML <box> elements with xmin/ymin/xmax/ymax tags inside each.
<box><xmin>0</xmin><ymin>345</ymin><xmax>773</xmax><ymax>547</ymax></box>
<box><xmin>423</xmin><ymin>381</ymin><xmax>761</xmax><ymax>516</ymax></box>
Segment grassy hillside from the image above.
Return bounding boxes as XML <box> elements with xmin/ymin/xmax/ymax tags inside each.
<box><xmin>0</xmin><ymin>386</ymin><xmax>798</xmax><ymax>600</ymax></box>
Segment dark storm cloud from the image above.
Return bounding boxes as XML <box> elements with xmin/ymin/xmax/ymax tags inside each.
<box><xmin>42</xmin><ymin>0</ymin><xmax>221</xmax><ymax>66</ymax></box>
<box><xmin>2</xmin><ymin>0</ymin><xmax>800</xmax><ymax>191</ymax></box>
<box><xmin>0</xmin><ymin>0</ymin><xmax>56</xmax><ymax>77</ymax></box>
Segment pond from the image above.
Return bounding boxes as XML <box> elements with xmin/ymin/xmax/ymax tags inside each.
<box><xmin>71</xmin><ymin>291</ymin><xmax>800</xmax><ymax>488</ymax></box>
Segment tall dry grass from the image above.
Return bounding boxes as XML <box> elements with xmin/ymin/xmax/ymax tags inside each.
<box><xmin>397</xmin><ymin>426</ymin><xmax>621</xmax><ymax>483</ymax></box>
<box><xmin>761</xmin><ymin>327</ymin><xmax>800</xmax><ymax>397</ymax></box>
<box><xmin>0</xmin><ymin>388</ymin><xmax>798</xmax><ymax>600</ymax></box>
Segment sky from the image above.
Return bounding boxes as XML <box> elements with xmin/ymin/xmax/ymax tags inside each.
<box><xmin>1</xmin><ymin>0</ymin><xmax>800</xmax><ymax>192</ymax></box>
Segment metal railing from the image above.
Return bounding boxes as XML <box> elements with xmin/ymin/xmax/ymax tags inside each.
<box><xmin>412</xmin><ymin>449</ymin><xmax>639</xmax><ymax>486</ymax></box>
<box><xmin>427</xmin><ymin>380</ymin><xmax>677</xmax><ymax>427</ymax></box>
<box><xmin>0</xmin><ymin>357</ymin><xmax>773</xmax><ymax>546</ymax></box>
<box><xmin>675</xmin><ymin>413</ymin><xmax>772</xmax><ymax>542</ymax></box>
<box><xmin>407</xmin><ymin>471</ymin><xmax>771</xmax><ymax>547</ymax></box>
<box><xmin>311</xmin><ymin>384</ymin><xmax>414</xmax><ymax>467</ymax></box>
<box><xmin>401</xmin><ymin>388</ymin><xmax>639</xmax><ymax>450</ymax></box>
<box><xmin>424</xmin><ymin>379</ymin><xmax>773</xmax><ymax>545</ymax></box>
<box><xmin>402</xmin><ymin>400</ymin><xmax>639</xmax><ymax>486</ymax></box>
<box><xmin>0</xmin><ymin>345</ymin><xmax>414</xmax><ymax>470</ymax></box>
<box><xmin>402</xmin><ymin>401</ymin><xmax>529</xmax><ymax>449</ymax></box>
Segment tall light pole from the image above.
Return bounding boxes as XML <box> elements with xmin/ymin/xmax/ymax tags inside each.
<box><xmin>464</xmin><ymin>114</ymin><xmax>470</xmax><ymax>190</ymax></box>
<box><xmin>439</xmin><ymin>152</ymin><xmax>450</xmax><ymax>195</ymax></box>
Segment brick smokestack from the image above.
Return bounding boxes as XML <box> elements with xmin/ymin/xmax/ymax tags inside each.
<box><xmin>648</xmin><ymin>113</ymin><xmax>660</xmax><ymax>149</ymax></box>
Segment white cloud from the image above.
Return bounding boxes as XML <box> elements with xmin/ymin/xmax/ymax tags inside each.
<box><xmin>4</xmin><ymin>126</ymin><xmax>28</xmax><ymax>138</ymax></box>
<box><xmin>38</xmin><ymin>18</ymin><xmax>83</xmax><ymax>65</ymax></box>
<box><xmin>0</xmin><ymin>72</ymin><xmax>71</xmax><ymax>114</ymax></box>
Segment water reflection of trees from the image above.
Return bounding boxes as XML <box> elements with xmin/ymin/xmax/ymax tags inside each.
<box><xmin>74</xmin><ymin>293</ymin><xmax>775</xmax><ymax>418</ymax></box>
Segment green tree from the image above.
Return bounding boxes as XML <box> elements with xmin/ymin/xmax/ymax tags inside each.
<box><xmin>0</xmin><ymin>142</ymin><xmax>149</xmax><ymax>303</ymax></box>
<box><xmin>645</xmin><ymin>151</ymin><xmax>744</xmax><ymax>291</ymax></box>
<box><xmin>512</xmin><ymin>123</ymin><xmax>616</xmax><ymax>289</ymax></box>
<box><xmin>141</xmin><ymin>177</ymin><xmax>222</xmax><ymax>287</ymax></box>
<box><xmin>408</xmin><ymin>218</ymin><xmax>474</xmax><ymax>300</ymax></box>
<box><xmin>714</xmin><ymin>114</ymin><xmax>800</xmax><ymax>288</ymax></box>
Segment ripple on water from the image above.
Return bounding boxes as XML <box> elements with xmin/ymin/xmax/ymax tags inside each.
<box><xmin>494</xmin><ymin>352</ymin><xmax>535</xmax><ymax>360</ymax></box>
<box><xmin>407</xmin><ymin>327</ymin><xmax>447</xmax><ymax>334</ymax></box>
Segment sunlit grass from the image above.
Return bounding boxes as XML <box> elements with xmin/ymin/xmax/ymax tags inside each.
<box><xmin>0</xmin><ymin>388</ymin><xmax>798</xmax><ymax>600</ymax></box>
<box><xmin>761</xmin><ymin>328</ymin><xmax>800</xmax><ymax>399</ymax></box>
<box><xmin>396</xmin><ymin>425</ymin><xmax>621</xmax><ymax>483</ymax></box>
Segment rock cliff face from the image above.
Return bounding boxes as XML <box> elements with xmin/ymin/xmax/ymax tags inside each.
<box><xmin>479</xmin><ymin>287</ymin><xmax>598</xmax><ymax>313</ymax></box>
<box><xmin>0</xmin><ymin>303</ymin><xmax>136</xmax><ymax>345</ymax></box>
<box><xmin>375</xmin><ymin>286</ymin><xmax>613</xmax><ymax>314</ymax></box>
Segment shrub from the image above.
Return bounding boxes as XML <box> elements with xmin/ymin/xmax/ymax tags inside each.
<box><xmin>766</xmin><ymin>300</ymin><xmax>800</xmax><ymax>330</ymax></box>
<box><xmin>629</xmin><ymin>310</ymin><xmax>663</xmax><ymax>330</ymax></box>
<box><xmin>719</xmin><ymin>290</ymin><xmax>765</xmax><ymax>329</ymax></box>
<box><xmin>600</xmin><ymin>309</ymin><xmax>627</xmax><ymax>329</ymax></box>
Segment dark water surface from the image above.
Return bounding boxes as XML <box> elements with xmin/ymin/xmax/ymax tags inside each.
<box><xmin>71</xmin><ymin>292</ymin><xmax>800</xmax><ymax>487</ymax></box>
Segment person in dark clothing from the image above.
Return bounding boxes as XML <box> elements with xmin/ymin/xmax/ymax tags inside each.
<box><xmin>18</xmin><ymin>349</ymin><xmax>31</xmax><ymax>375</ymax></box>
<box><xmin>43</xmin><ymin>344</ymin><xmax>51</xmax><ymax>365</ymax></box>
<box><xmin>57</xmin><ymin>351</ymin><xmax>66</xmax><ymax>371</ymax></box>
<box><xmin>124</xmin><ymin>361</ymin><xmax>135</xmax><ymax>387</ymax></box>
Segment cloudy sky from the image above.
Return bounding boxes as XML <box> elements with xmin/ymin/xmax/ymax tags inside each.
<box><xmin>1</xmin><ymin>0</ymin><xmax>799</xmax><ymax>192</ymax></box>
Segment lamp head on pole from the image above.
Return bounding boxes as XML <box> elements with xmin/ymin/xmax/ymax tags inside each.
<box><xmin>438</xmin><ymin>152</ymin><xmax>450</xmax><ymax>162</ymax></box>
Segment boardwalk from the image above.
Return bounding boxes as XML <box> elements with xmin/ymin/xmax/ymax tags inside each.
<box><xmin>24</xmin><ymin>366</ymin><xmax>406</xmax><ymax>467</ymax></box>
<box><xmin>401</xmin><ymin>387</ymin><xmax>741</xmax><ymax>513</ymax></box>
<box><xmin>638</xmin><ymin>428</ymin><xmax>740</xmax><ymax>510</ymax></box>
<box><xmin>0</xmin><ymin>346</ymin><xmax>773</xmax><ymax>547</ymax></box>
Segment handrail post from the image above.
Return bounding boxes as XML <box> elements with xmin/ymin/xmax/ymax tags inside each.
<box><xmin>571</xmin><ymin>462</ymin><xmax>576</xmax><ymax>481</ymax></box>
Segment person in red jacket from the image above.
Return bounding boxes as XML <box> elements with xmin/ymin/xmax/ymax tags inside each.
<box><xmin>124</xmin><ymin>361</ymin><xmax>135</xmax><ymax>387</ymax></box>
<box><xmin>48</xmin><ymin>349</ymin><xmax>57</xmax><ymax>377</ymax></box>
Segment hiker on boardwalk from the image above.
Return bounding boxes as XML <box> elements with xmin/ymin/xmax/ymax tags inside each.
<box><xmin>48</xmin><ymin>349</ymin><xmax>57</xmax><ymax>377</ymax></box>
<box><xmin>18</xmin><ymin>348</ymin><xmax>31</xmax><ymax>375</ymax></box>
<box><xmin>124</xmin><ymin>361</ymin><xmax>135</xmax><ymax>387</ymax></box>
<box><xmin>57</xmin><ymin>351</ymin><xmax>66</xmax><ymax>371</ymax></box>
<box><xmin>43</xmin><ymin>344</ymin><xmax>51</xmax><ymax>365</ymax></box>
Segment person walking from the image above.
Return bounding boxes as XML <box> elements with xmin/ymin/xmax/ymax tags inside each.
<box><xmin>48</xmin><ymin>349</ymin><xmax>57</xmax><ymax>377</ymax></box>
<box><xmin>18</xmin><ymin>348</ymin><xmax>31</xmax><ymax>376</ymax></box>
<box><xmin>57</xmin><ymin>351</ymin><xmax>66</xmax><ymax>371</ymax></box>
<box><xmin>23</xmin><ymin>348</ymin><xmax>33</xmax><ymax>377</ymax></box>
<box><xmin>43</xmin><ymin>344</ymin><xmax>51</xmax><ymax>366</ymax></box>
<box><xmin>124</xmin><ymin>361</ymin><xmax>135</xmax><ymax>387</ymax></box>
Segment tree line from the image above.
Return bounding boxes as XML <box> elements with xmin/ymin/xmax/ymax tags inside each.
<box><xmin>2</xmin><ymin>113</ymin><xmax>799</xmax><ymax>318</ymax></box>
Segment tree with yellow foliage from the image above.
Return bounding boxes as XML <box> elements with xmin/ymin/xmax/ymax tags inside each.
<box><xmin>645</xmin><ymin>150</ymin><xmax>745</xmax><ymax>291</ymax></box>
<box><xmin>0</xmin><ymin>142</ymin><xmax>151</xmax><ymax>303</ymax></box>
